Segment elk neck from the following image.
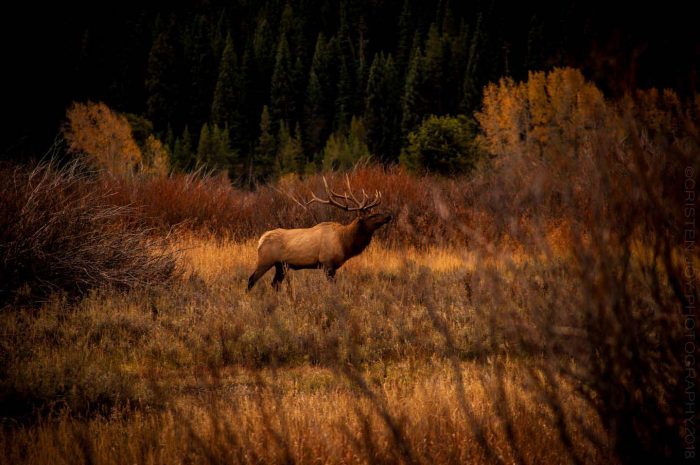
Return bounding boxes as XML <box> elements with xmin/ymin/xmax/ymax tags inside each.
<box><xmin>340</xmin><ymin>216</ymin><xmax>374</xmax><ymax>258</ymax></box>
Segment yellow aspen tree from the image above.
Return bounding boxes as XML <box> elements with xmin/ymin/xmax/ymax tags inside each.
<box><xmin>63</xmin><ymin>101</ymin><xmax>142</xmax><ymax>176</ymax></box>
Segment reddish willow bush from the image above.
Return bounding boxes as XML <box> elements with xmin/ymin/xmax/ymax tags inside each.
<box><xmin>105</xmin><ymin>166</ymin><xmax>480</xmax><ymax>248</ymax></box>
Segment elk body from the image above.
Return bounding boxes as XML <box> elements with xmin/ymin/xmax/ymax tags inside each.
<box><xmin>247</xmin><ymin>177</ymin><xmax>392</xmax><ymax>290</ymax></box>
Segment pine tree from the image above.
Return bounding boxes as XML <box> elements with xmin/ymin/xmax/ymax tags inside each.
<box><xmin>279</xmin><ymin>2</ymin><xmax>305</xmax><ymax>61</ymax></box>
<box><xmin>292</xmin><ymin>56</ymin><xmax>306</xmax><ymax>123</ymax></box>
<box><xmin>447</xmin><ymin>19</ymin><xmax>469</xmax><ymax>114</ymax></box>
<box><xmin>335</xmin><ymin>56</ymin><xmax>353</xmax><ymax>131</ymax></box>
<box><xmin>145</xmin><ymin>15</ymin><xmax>183</xmax><ymax>132</ymax></box>
<box><xmin>461</xmin><ymin>13</ymin><xmax>484</xmax><ymax>113</ymax></box>
<box><xmin>293</xmin><ymin>124</ymin><xmax>305</xmax><ymax>174</ymax></box>
<box><xmin>196</xmin><ymin>123</ymin><xmax>214</xmax><ymax>168</ymax></box>
<box><xmin>172</xmin><ymin>125</ymin><xmax>193</xmax><ymax>170</ymax></box>
<box><xmin>355</xmin><ymin>15</ymin><xmax>369</xmax><ymax>109</ymax></box>
<box><xmin>304</xmin><ymin>66</ymin><xmax>324</xmax><ymax>156</ymax></box>
<box><xmin>239</xmin><ymin>38</ymin><xmax>256</xmax><ymax>153</ymax></box>
<box><xmin>401</xmin><ymin>38</ymin><xmax>428</xmax><ymax>140</ymax></box>
<box><xmin>365</xmin><ymin>53</ymin><xmax>400</xmax><ymax>162</ymax></box>
<box><xmin>211</xmin><ymin>33</ymin><xmax>242</xmax><ymax>145</ymax></box>
<box><xmin>396</xmin><ymin>0</ymin><xmax>414</xmax><ymax>76</ymax></box>
<box><xmin>164</xmin><ymin>124</ymin><xmax>175</xmax><ymax>153</ymax></box>
<box><xmin>270</xmin><ymin>35</ymin><xmax>295</xmax><ymax>127</ymax></box>
<box><xmin>211</xmin><ymin>10</ymin><xmax>227</xmax><ymax>60</ymax></box>
<box><xmin>334</xmin><ymin>2</ymin><xmax>357</xmax><ymax>131</ymax></box>
<box><xmin>322</xmin><ymin>116</ymin><xmax>369</xmax><ymax>170</ymax></box>
<box><xmin>303</xmin><ymin>33</ymin><xmax>335</xmax><ymax>156</ymax></box>
<box><xmin>186</xmin><ymin>15</ymin><xmax>217</xmax><ymax>130</ymax></box>
<box><xmin>214</xmin><ymin>124</ymin><xmax>233</xmax><ymax>172</ymax></box>
<box><xmin>197</xmin><ymin>123</ymin><xmax>233</xmax><ymax>172</ymax></box>
<box><xmin>251</xmin><ymin>15</ymin><xmax>275</xmax><ymax>129</ymax></box>
<box><xmin>526</xmin><ymin>14</ymin><xmax>545</xmax><ymax>72</ymax></box>
<box><xmin>423</xmin><ymin>23</ymin><xmax>445</xmax><ymax>115</ymax></box>
<box><xmin>277</xmin><ymin>121</ymin><xmax>304</xmax><ymax>175</ymax></box>
<box><xmin>254</xmin><ymin>106</ymin><xmax>277</xmax><ymax>183</ymax></box>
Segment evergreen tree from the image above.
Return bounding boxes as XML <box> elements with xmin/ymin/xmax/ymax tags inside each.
<box><xmin>186</xmin><ymin>15</ymin><xmax>217</xmax><ymax>130</ymax></box>
<box><xmin>526</xmin><ymin>14</ymin><xmax>545</xmax><ymax>71</ymax></box>
<box><xmin>211</xmin><ymin>10</ymin><xmax>227</xmax><ymax>59</ymax></box>
<box><xmin>251</xmin><ymin>15</ymin><xmax>275</xmax><ymax>123</ymax></box>
<box><xmin>214</xmin><ymin>124</ymin><xmax>233</xmax><ymax>173</ymax></box>
<box><xmin>277</xmin><ymin>121</ymin><xmax>304</xmax><ymax>175</ymax></box>
<box><xmin>197</xmin><ymin>123</ymin><xmax>232</xmax><ymax>172</ymax></box>
<box><xmin>355</xmin><ymin>15</ymin><xmax>369</xmax><ymax>109</ymax></box>
<box><xmin>239</xmin><ymin>38</ymin><xmax>257</xmax><ymax>153</ymax></box>
<box><xmin>172</xmin><ymin>125</ymin><xmax>194</xmax><ymax>170</ymax></box>
<box><xmin>304</xmin><ymin>64</ymin><xmax>325</xmax><ymax>156</ymax></box>
<box><xmin>270</xmin><ymin>35</ymin><xmax>295</xmax><ymax>127</ymax></box>
<box><xmin>401</xmin><ymin>38</ymin><xmax>428</xmax><ymax>140</ymax></box>
<box><xmin>292</xmin><ymin>56</ymin><xmax>306</xmax><ymax>123</ymax></box>
<box><xmin>304</xmin><ymin>33</ymin><xmax>336</xmax><ymax>156</ymax></box>
<box><xmin>365</xmin><ymin>53</ymin><xmax>400</xmax><ymax>162</ymax></box>
<box><xmin>279</xmin><ymin>1</ymin><xmax>305</xmax><ymax>61</ymax></box>
<box><xmin>293</xmin><ymin>124</ymin><xmax>306</xmax><ymax>174</ymax></box>
<box><xmin>396</xmin><ymin>0</ymin><xmax>414</xmax><ymax>75</ymax></box>
<box><xmin>447</xmin><ymin>19</ymin><xmax>469</xmax><ymax>114</ymax></box>
<box><xmin>423</xmin><ymin>23</ymin><xmax>445</xmax><ymax>115</ymax></box>
<box><xmin>322</xmin><ymin>116</ymin><xmax>370</xmax><ymax>170</ymax></box>
<box><xmin>462</xmin><ymin>13</ymin><xmax>484</xmax><ymax>113</ymax></box>
<box><xmin>165</xmin><ymin>124</ymin><xmax>175</xmax><ymax>154</ymax></box>
<box><xmin>335</xmin><ymin>56</ymin><xmax>353</xmax><ymax>131</ymax></box>
<box><xmin>254</xmin><ymin>106</ymin><xmax>277</xmax><ymax>183</ymax></box>
<box><xmin>145</xmin><ymin>15</ymin><xmax>183</xmax><ymax>132</ymax></box>
<box><xmin>211</xmin><ymin>33</ymin><xmax>242</xmax><ymax>145</ymax></box>
<box><xmin>334</xmin><ymin>2</ymin><xmax>357</xmax><ymax>130</ymax></box>
<box><xmin>196</xmin><ymin>123</ymin><xmax>213</xmax><ymax>167</ymax></box>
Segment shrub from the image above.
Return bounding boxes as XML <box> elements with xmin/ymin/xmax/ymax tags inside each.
<box><xmin>400</xmin><ymin>115</ymin><xmax>480</xmax><ymax>175</ymax></box>
<box><xmin>0</xmin><ymin>160</ymin><xmax>178</xmax><ymax>305</ymax></box>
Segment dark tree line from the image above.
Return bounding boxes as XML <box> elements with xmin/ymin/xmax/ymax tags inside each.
<box><xmin>4</xmin><ymin>0</ymin><xmax>698</xmax><ymax>181</ymax></box>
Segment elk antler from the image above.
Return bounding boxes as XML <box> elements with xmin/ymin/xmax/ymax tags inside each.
<box><xmin>305</xmin><ymin>175</ymin><xmax>382</xmax><ymax>212</ymax></box>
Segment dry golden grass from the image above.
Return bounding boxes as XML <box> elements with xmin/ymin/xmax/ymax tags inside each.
<box><xmin>1</xmin><ymin>361</ymin><xmax>603</xmax><ymax>465</ymax></box>
<box><xmin>0</xmin><ymin>233</ymin><xmax>606</xmax><ymax>465</ymax></box>
<box><xmin>177</xmin><ymin>232</ymin><xmax>473</xmax><ymax>281</ymax></box>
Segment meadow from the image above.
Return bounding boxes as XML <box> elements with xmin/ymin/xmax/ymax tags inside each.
<box><xmin>1</xmin><ymin>73</ymin><xmax>696</xmax><ymax>464</ymax></box>
<box><xmin>1</xmin><ymin>230</ymin><xmax>609</xmax><ymax>465</ymax></box>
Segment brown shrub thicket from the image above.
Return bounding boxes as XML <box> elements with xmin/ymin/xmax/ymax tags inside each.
<box><xmin>0</xmin><ymin>161</ymin><xmax>178</xmax><ymax>305</ymax></box>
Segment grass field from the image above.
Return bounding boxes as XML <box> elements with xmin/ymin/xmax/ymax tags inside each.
<box><xmin>0</xmin><ymin>232</ymin><xmax>609</xmax><ymax>465</ymax></box>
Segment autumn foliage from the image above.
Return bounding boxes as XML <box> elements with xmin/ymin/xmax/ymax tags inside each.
<box><xmin>63</xmin><ymin>101</ymin><xmax>143</xmax><ymax>175</ymax></box>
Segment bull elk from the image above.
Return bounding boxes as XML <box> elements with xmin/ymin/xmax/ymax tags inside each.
<box><xmin>247</xmin><ymin>176</ymin><xmax>392</xmax><ymax>290</ymax></box>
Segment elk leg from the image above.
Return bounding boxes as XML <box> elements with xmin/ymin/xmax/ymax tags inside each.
<box><xmin>247</xmin><ymin>262</ymin><xmax>273</xmax><ymax>291</ymax></box>
<box><xmin>271</xmin><ymin>262</ymin><xmax>286</xmax><ymax>290</ymax></box>
<box><xmin>323</xmin><ymin>266</ymin><xmax>336</xmax><ymax>282</ymax></box>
